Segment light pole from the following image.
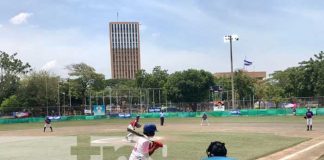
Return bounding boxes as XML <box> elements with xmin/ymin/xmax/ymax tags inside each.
<box><xmin>45</xmin><ymin>77</ymin><xmax>48</xmax><ymax>116</ymax></box>
<box><xmin>106</xmin><ymin>86</ymin><xmax>112</xmax><ymax>114</ymax></box>
<box><xmin>63</xmin><ymin>92</ymin><xmax>65</xmax><ymax>115</ymax></box>
<box><xmin>86</xmin><ymin>79</ymin><xmax>94</xmax><ymax>111</ymax></box>
<box><xmin>57</xmin><ymin>80</ymin><xmax>60</xmax><ymax>116</ymax></box>
<box><xmin>68</xmin><ymin>78</ymin><xmax>71</xmax><ymax>108</ymax></box>
<box><xmin>224</xmin><ymin>34</ymin><xmax>239</xmax><ymax>109</ymax></box>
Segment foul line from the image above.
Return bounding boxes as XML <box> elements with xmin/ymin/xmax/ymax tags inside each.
<box><xmin>279</xmin><ymin>140</ymin><xmax>324</xmax><ymax>160</ymax></box>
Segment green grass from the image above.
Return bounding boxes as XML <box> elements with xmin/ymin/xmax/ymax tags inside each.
<box><xmin>153</xmin><ymin>132</ymin><xmax>306</xmax><ymax>160</ymax></box>
<box><xmin>1</xmin><ymin>115</ymin><xmax>324</xmax><ymax>131</ymax></box>
<box><xmin>81</xmin><ymin>131</ymin><xmax>306</xmax><ymax>160</ymax></box>
<box><xmin>0</xmin><ymin>116</ymin><xmax>312</xmax><ymax>159</ymax></box>
<box><xmin>318</xmin><ymin>155</ymin><xmax>324</xmax><ymax>160</ymax></box>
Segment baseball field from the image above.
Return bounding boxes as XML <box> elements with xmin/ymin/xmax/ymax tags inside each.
<box><xmin>1</xmin><ymin>116</ymin><xmax>324</xmax><ymax>160</ymax></box>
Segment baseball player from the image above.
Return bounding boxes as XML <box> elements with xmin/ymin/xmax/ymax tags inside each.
<box><xmin>126</xmin><ymin>115</ymin><xmax>141</xmax><ymax>141</ymax></box>
<box><xmin>201</xmin><ymin>112</ymin><xmax>209</xmax><ymax>126</ymax></box>
<box><xmin>304</xmin><ymin>107</ymin><xmax>314</xmax><ymax>131</ymax></box>
<box><xmin>129</xmin><ymin>123</ymin><xmax>163</xmax><ymax>160</ymax></box>
<box><xmin>43</xmin><ymin>116</ymin><xmax>53</xmax><ymax>132</ymax></box>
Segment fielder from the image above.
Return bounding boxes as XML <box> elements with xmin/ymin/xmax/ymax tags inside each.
<box><xmin>129</xmin><ymin>123</ymin><xmax>163</xmax><ymax>160</ymax></box>
<box><xmin>43</xmin><ymin>116</ymin><xmax>53</xmax><ymax>132</ymax></box>
<box><xmin>201</xmin><ymin>112</ymin><xmax>209</xmax><ymax>126</ymax></box>
<box><xmin>126</xmin><ymin>115</ymin><xmax>141</xmax><ymax>141</ymax></box>
<box><xmin>304</xmin><ymin>107</ymin><xmax>314</xmax><ymax>131</ymax></box>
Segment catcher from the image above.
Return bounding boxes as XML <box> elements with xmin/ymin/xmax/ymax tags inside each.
<box><xmin>304</xmin><ymin>107</ymin><xmax>314</xmax><ymax>131</ymax></box>
<box><xmin>126</xmin><ymin>115</ymin><xmax>141</xmax><ymax>142</ymax></box>
<box><xmin>202</xmin><ymin>141</ymin><xmax>234</xmax><ymax>160</ymax></box>
<box><xmin>129</xmin><ymin>123</ymin><xmax>163</xmax><ymax>160</ymax></box>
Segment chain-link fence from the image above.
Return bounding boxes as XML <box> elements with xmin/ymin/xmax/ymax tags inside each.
<box><xmin>1</xmin><ymin>96</ymin><xmax>323</xmax><ymax>117</ymax></box>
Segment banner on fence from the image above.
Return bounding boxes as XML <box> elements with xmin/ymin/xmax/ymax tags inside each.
<box><xmin>92</xmin><ymin>105</ymin><xmax>106</xmax><ymax>116</ymax></box>
<box><xmin>213</xmin><ymin>105</ymin><xmax>225</xmax><ymax>111</ymax></box>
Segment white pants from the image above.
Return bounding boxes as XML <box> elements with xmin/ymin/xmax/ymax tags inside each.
<box><xmin>307</xmin><ymin>118</ymin><xmax>312</xmax><ymax>125</ymax></box>
<box><xmin>127</xmin><ymin>125</ymin><xmax>135</xmax><ymax>140</ymax></box>
<box><xmin>201</xmin><ymin>119</ymin><xmax>209</xmax><ymax>125</ymax></box>
<box><xmin>44</xmin><ymin>123</ymin><xmax>51</xmax><ymax>128</ymax></box>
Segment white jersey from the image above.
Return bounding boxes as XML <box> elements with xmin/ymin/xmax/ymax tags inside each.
<box><xmin>129</xmin><ymin>136</ymin><xmax>151</xmax><ymax>160</ymax></box>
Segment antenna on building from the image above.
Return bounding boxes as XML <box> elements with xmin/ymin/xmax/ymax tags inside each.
<box><xmin>117</xmin><ymin>12</ymin><xmax>119</xmax><ymax>22</ymax></box>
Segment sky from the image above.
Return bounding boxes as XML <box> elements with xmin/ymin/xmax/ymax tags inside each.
<box><xmin>0</xmin><ymin>0</ymin><xmax>323</xmax><ymax>79</ymax></box>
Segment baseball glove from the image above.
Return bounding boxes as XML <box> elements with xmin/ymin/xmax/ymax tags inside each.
<box><xmin>304</xmin><ymin>116</ymin><xmax>306</xmax><ymax>119</ymax></box>
<box><xmin>136</xmin><ymin>123</ymin><xmax>141</xmax><ymax>128</ymax></box>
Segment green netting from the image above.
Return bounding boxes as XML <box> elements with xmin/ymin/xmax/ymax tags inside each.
<box><xmin>317</xmin><ymin>108</ymin><xmax>324</xmax><ymax>115</ymax></box>
<box><xmin>1</xmin><ymin>108</ymin><xmax>323</xmax><ymax>124</ymax></box>
<box><xmin>239</xmin><ymin>110</ymin><xmax>249</xmax><ymax>116</ymax></box>
<box><xmin>0</xmin><ymin>117</ymin><xmax>44</xmax><ymax>124</ymax></box>
<box><xmin>0</xmin><ymin>115</ymin><xmax>108</xmax><ymax>124</ymax></box>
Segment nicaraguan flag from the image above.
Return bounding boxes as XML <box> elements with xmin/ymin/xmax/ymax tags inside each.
<box><xmin>244</xmin><ymin>59</ymin><xmax>252</xmax><ymax>66</ymax></box>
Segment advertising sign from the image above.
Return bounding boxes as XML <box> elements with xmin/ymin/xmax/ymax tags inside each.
<box><xmin>92</xmin><ymin>105</ymin><xmax>106</xmax><ymax>116</ymax></box>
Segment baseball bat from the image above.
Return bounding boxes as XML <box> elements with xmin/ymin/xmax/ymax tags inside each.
<box><xmin>127</xmin><ymin>128</ymin><xmax>164</xmax><ymax>150</ymax></box>
<box><xmin>127</xmin><ymin>128</ymin><xmax>146</xmax><ymax>137</ymax></box>
<box><xmin>127</xmin><ymin>128</ymin><xmax>157</xmax><ymax>143</ymax></box>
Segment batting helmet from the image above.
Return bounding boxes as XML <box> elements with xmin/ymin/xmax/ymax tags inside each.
<box><xmin>143</xmin><ymin>123</ymin><xmax>158</xmax><ymax>136</ymax></box>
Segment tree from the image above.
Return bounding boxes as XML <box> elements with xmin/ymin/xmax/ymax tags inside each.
<box><xmin>66</xmin><ymin>63</ymin><xmax>105</xmax><ymax>106</ymax></box>
<box><xmin>0</xmin><ymin>51</ymin><xmax>31</xmax><ymax>103</ymax></box>
<box><xmin>18</xmin><ymin>71</ymin><xmax>60</xmax><ymax>115</ymax></box>
<box><xmin>270</xmin><ymin>67</ymin><xmax>302</xmax><ymax>97</ymax></box>
<box><xmin>164</xmin><ymin>69</ymin><xmax>214</xmax><ymax>104</ymax></box>
<box><xmin>234</xmin><ymin>70</ymin><xmax>256</xmax><ymax>107</ymax></box>
<box><xmin>134</xmin><ymin>66</ymin><xmax>169</xmax><ymax>105</ymax></box>
<box><xmin>299</xmin><ymin>51</ymin><xmax>324</xmax><ymax>96</ymax></box>
<box><xmin>0</xmin><ymin>95</ymin><xmax>21</xmax><ymax>114</ymax></box>
<box><xmin>135</xmin><ymin>69</ymin><xmax>150</xmax><ymax>88</ymax></box>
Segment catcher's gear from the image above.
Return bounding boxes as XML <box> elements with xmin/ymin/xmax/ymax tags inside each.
<box><xmin>206</xmin><ymin>141</ymin><xmax>227</xmax><ymax>157</ymax></box>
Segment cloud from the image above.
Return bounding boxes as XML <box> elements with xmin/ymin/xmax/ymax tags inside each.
<box><xmin>10</xmin><ymin>12</ymin><xmax>33</xmax><ymax>25</ymax></box>
<box><xmin>0</xmin><ymin>26</ymin><xmax>110</xmax><ymax>78</ymax></box>
<box><xmin>41</xmin><ymin>60</ymin><xmax>57</xmax><ymax>71</ymax></box>
<box><xmin>0</xmin><ymin>24</ymin><xmax>2</xmax><ymax>28</ymax></box>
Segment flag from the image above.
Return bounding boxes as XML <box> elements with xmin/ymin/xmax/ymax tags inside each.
<box><xmin>244</xmin><ymin>59</ymin><xmax>252</xmax><ymax>66</ymax></box>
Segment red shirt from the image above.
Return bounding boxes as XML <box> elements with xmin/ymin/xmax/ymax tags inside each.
<box><xmin>130</xmin><ymin>119</ymin><xmax>139</xmax><ymax>127</ymax></box>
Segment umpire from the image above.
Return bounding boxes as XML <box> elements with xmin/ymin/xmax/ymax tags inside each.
<box><xmin>160</xmin><ymin>110</ymin><xmax>165</xmax><ymax>126</ymax></box>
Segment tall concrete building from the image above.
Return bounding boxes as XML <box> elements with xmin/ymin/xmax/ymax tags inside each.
<box><xmin>109</xmin><ymin>22</ymin><xmax>141</xmax><ymax>79</ymax></box>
